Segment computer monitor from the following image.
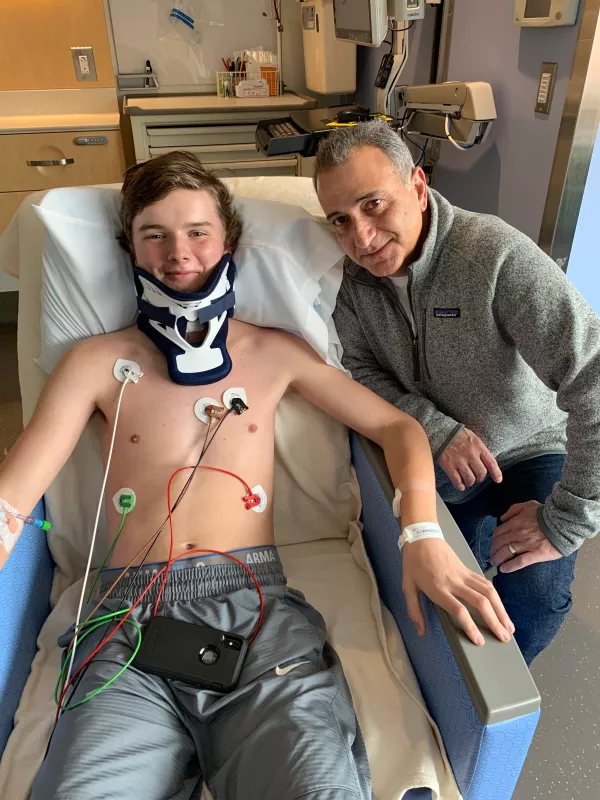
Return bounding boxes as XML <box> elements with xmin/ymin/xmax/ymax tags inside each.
<box><xmin>332</xmin><ymin>0</ymin><xmax>388</xmax><ymax>48</ymax></box>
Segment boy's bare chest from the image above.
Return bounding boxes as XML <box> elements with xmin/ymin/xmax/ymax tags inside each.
<box><xmin>98</xmin><ymin>332</ymin><xmax>287</xmax><ymax>465</ymax></box>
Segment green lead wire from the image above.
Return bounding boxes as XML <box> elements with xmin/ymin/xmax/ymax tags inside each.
<box><xmin>86</xmin><ymin>508</ymin><xmax>128</xmax><ymax>603</ymax></box>
<box><xmin>55</xmin><ymin>607</ymin><xmax>142</xmax><ymax>711</ymax></box>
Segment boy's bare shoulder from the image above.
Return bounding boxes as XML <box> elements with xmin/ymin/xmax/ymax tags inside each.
<box><xmin>259</xmin><ymin>326</ymin><xmax>323</xmax><ymax>367</ymax></box>
<box><xmin>46</xmin><ymin>327</ymin><xmax>154</xmax><ymax>411</ymax></box>
<box><xmin>231</xmin><ymin>319</ymin><xmax>314</xmax><ymax>357</ymax></box>
<box><xmin>57</xmin><ymin>327</ymin><xmax>150</xmax><ymax>390</ymax></box>
<box><xmin>68</xmin><ymin>326</ymin><xmax>147</xmax><ymax>361</ymax></box>
<box><xmin>230</xmin><ymin>321</ymin><xmax>324</xmax><ymax>389</ymax></box>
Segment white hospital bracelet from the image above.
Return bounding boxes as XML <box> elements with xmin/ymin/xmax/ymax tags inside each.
<box><xmin>398</xmin><ymin>523</ymin><xmax>445</xmax><ymax>551</ymax></box>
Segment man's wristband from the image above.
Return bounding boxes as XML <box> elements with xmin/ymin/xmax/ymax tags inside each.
<box><xmin>398</xmin><ymin>523</ymin><xmax>445</xmax><ymax>551</ymax></box>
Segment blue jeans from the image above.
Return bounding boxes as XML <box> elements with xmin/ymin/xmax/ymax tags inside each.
<box><xmin>446</xmin><ymin>454</ymin><xmax>577</xmax><ymax>665</ymax></box>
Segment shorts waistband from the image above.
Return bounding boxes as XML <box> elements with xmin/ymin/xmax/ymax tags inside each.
<box><xmin>98</xmin><ymin>546</ymin><xmax>285</xmax><ymax>604</ymax></box>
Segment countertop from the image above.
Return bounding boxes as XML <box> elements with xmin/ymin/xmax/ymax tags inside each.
<box><xmin>123</xmin><ymin>91</ymin><xmax>316</xmax><ymax>116</ymax></box>
<box><xmin>0</xmin><ymin>89</ymin><xmax>120</xmax><ymax>134</ymax></box>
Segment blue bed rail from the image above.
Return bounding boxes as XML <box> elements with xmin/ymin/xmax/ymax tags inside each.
<box><xmin>351</xmin><ymin>432</ymin><xmax>540</xmax><ymax>800</ymax></box>
<box><xmin>0</xmin><ymin>499</ymin><xmax>53</xmax><ymax>753</ymax></box>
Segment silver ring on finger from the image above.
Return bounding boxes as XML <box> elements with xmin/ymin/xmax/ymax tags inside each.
<box><xmin>508</xmin><ymin>543</ymin><xmax>517</xmax><ymax>556</ymax></box>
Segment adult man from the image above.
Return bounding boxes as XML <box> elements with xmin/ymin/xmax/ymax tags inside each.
<box><xmin>0</xmin><ymin>152</ymin><xmax>512</xmax><ymax>800</ymax></box>
<box><xmin>315</xmin><ymin>119</ymin><xmax>600</xmax><ymax>665</ymax></box>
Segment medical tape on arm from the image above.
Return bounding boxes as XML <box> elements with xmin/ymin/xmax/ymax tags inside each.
<box><xmin>0</xmin><ymin>497</ymin><xmax>25</xmax><ymax>554</ymax></box>
<box><xmin>392</xmin><ymin>482</ymin><xmax>437</xmax><ymax>517</ymax></box>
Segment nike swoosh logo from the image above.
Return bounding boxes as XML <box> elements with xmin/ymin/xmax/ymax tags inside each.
<box><xmin>275</xmin><ymin>661</ymin><xmax>310</xmax><ymax>677</ymax></box>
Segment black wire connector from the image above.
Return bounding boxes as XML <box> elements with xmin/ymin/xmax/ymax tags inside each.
<box><xmin>230</xmin><ymin>397</ymin><xmax>249</xmax><ymax>415</ymax></box>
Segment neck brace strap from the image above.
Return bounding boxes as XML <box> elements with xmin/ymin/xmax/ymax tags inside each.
<box><xmin>134</xmin><ymin>254</ymin><xmax>236</xmax><ymax>386</ymax></box>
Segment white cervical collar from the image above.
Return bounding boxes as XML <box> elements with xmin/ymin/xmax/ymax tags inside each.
<box><xmin>133</xmin><ymin>254</ymin><xmax>236</xmax><ymax>385</ymax></box>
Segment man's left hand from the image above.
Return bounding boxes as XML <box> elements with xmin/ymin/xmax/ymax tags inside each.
<box><xmin>490</xmin><ymin>500</ymin><xmax>563</xmax><ymax>573</ymax></box>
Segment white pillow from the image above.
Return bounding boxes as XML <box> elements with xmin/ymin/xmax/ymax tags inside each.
<box><xmin>33</xmin><ymin>185</ymin><xmax>345</xmax><ymax>374</ymax></box>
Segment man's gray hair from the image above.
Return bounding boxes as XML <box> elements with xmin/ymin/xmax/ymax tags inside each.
<box><xmin>313</xmin><ymin>119</ymin><xmax>415</xmax><ymax>188</ymax></box>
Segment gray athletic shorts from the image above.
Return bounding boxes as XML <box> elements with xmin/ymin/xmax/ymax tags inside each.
<box><xmin>31</xmin><ymin>546</ymin><xmax>371</xmax><ymax>800</ymax></box>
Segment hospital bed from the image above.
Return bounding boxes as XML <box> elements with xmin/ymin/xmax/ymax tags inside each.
<box><xmin>0</xmin><ymin>177</ymin><xmax>540</xmax><ymax>800</ymax></box>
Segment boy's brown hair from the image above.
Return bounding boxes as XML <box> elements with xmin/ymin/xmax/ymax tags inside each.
<box><xmin>118</xmin><ymin>150</ymin><xmax>243</xmax><ymax>256</ymax></box>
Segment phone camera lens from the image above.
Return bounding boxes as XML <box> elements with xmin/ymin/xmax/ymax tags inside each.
<box><xmin>199</xmin><ymin>645</ymin><xmax>220</xmax><ymax>665</ymax></box>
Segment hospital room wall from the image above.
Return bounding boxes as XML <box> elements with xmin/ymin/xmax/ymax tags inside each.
<box><xmin>0</xmin><ymin>0</ymin><xmax>117</xmax><ymax>295</ymax></box>
<box><xmin>434</xmin><ymin>1</ymin><xmax>582</xmax><ymax>243</ymax></box>
<box><xmin>107</xmin><ymin>0</ymin><xmax>309</xmax><ymax>94</ymax></box>
<box><xmin>356</xmin><ymin>3</ymin><xmax>582</xmax><ymax>244</ymax></box>
<box><xmin>0</xmin><ymin>0</ymin><xmax>115</xmax><ymax>91</ymax></box>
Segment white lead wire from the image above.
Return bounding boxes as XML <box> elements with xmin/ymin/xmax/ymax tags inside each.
<box><xmin>60</xmin><ymin>370</ymin><xmax>134</xmax><ymax>712</ymax></box>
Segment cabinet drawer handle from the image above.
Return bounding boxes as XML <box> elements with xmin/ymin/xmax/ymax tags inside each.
<box><xmin>26</xmin><ymin>158</ymin><xmax>75</xmax><ymax>167</ymax></box>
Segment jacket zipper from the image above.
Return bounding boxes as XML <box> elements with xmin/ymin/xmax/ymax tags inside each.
<box><xmin>421</xmin><ymin>307</ymin><xmax>432</xmax><ymax>380</ymax></box>
<box><xmin>406</xmin><ymin>270</ymin><xmax>421</xmax><ymax>383</ymax></box>
<box><xmin>348</xmin><ymin>269</ymin><xmax>422</xmax><ymax>383</ymax></box>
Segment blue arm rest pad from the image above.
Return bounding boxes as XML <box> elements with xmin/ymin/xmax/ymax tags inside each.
<box><xmin>0</xmin><ymin>499</ymin><xmax>54</xmax><ymax>756</ymax></box>
<box><xmin>351</xmin><ymin>434</ymin><xmax>540</xmax><ymax>800</ymax></box>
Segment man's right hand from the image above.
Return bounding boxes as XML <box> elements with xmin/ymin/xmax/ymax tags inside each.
<box><xmin>439</xmin><ymin>427</ymin><xmax>502</xmax><ymax>491</ymax></box>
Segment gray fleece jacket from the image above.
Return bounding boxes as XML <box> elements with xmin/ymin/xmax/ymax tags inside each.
<box><xmin>333</xmin><ymin>188</ymin><xmax>600</xmax><ymax>556</ymax></box>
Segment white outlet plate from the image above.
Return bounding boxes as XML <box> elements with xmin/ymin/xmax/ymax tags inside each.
<box><xmin>71</xmin><ymin>47</ymin><xmax>97</xmax><ymax>81</ymax></box>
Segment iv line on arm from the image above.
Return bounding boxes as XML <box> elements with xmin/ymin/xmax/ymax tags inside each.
<box><xmin>1</xmin><ymin>497</ymin><xmax>50</xmax><ymax>557</ymax></box>
<box><xmin>5</xmin><ymin>507</ymin><xmax>50</xmax><ymax>530</ymax></box>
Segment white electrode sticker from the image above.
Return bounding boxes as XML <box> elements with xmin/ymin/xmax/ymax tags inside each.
<box><xmin>112</xmin><ymin>488</ymin><xmax>136</xmax><ymax>515</ymax></box>
<box><xmin>223</xmin><ymin>387</ymin><xmax>248</xmax><ymax>410</ymax></box>
<box><xmin>250</xmin><ymin>485</ymin><xmax>268</xmax><ymax>513</ymax></box>
<box><xmin>113</xmin><ymin>359</ymin><xmax>143</xmax><ymax>384</ymax></box>
<box><xmin>194</xmin><ymin>397</ymin><xmax>220</xmax><ymax>424</ymax></box>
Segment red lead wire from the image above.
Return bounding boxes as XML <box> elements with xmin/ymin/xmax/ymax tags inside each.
<box><xmin>153</xmin><ymin>464</ymin><xmax>260</xmax><ymax>615</ymax></box>
<box><xmin>56</xmin><ymin>463</ymin><xmax>265</xmax><ymax>720</ymax></box>
<box><xmin>56</xmin><ymin>546</ymin><xmax>265</xmax><ymax>721</ymax></box>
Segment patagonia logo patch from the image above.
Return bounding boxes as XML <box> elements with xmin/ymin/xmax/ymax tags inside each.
<box><xmin>433</xmin><ymin>308</ymin><xmax>461</xmax><ymax>319</ymax></box>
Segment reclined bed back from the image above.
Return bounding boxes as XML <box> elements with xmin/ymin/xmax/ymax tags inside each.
<box><xmin>10</xmin><ymin>180</ymin><xmax>360</xmax><ymax>584</ymax></box>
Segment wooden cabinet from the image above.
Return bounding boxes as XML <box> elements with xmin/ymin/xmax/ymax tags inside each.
<box><xmin>0</xmin><ymin>129</ymin><xmax>124</xmax><ymax>237</ymax></box>
<box><xmin>0</xmin><ymin>0</ymin><xmax>114</xmax><ymax>91</ymax></box>
<box><xmin>0</xmin><ymin>130</ymin><xmax>124</xmax><ymax>193</ymax></box>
